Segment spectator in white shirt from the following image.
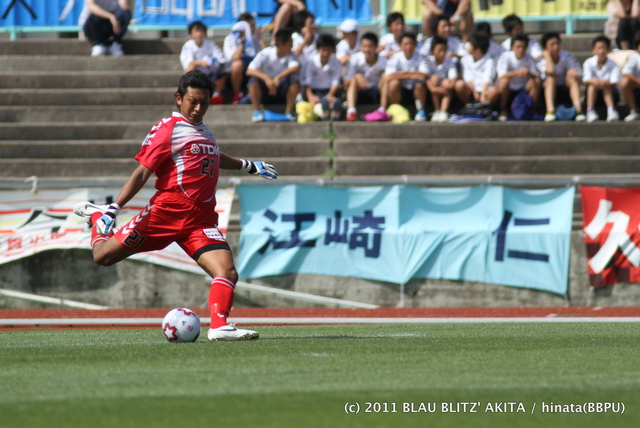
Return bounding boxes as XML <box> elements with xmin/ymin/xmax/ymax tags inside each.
<box><xmin>419</xmin><ymin>14</ymin><xmax>467</xmax><ymax>58</ymax></box>
<box><xmin>223</xmin><ymin>13</ymin><xmax>265</xmax><ymax>104</ymax></box>
<box><xmin>423</xmin><ymin>35</ymin><xmax>459</xmax><ymax>122</ymax></box>
<box><xmin>336</xmin><ymin>19</ymin><xmax>360</xmax><ymax>67</ymax></box>
<box><xmin>469</xmin><ymin>21</ymin><xmax>505</xmax><ymax>63</ymax></box>
<box><xmin>622</xmin><ymin>31</ymin><xmax>640</xmax><ymax>121</ymax></box>
<box><xmin>497</xmin><ymin>33</ymin><xmax>541</xmax><ymax>121</ymax></box>
<box><xmin>501</xmin><ymin>14</ymin><xmax>543</xmax><ymax>61</ymax></box>
<box><xmin>344</xmin><ymin>32</ymin><xmax>389</xmax><ymax>121</ymax></box>
<box><xmin>583</xmin><ymin>35</ymin><xmax>622</xmax><ymax>122</ymax></box>
<box><xmin>246</xmin><ymin>28</ymin><xmax>301</xmax><ymax>122</ymax></box>
<box><xmin>291</xmin><ymin>10</ymin><xmax>318</xmax><ymax>88</ymax></box>
<box><xmin>303</xmin><ymin>34</ymin><xmax>344</xmax><ymax>120</ymax></box>
<box><xmin>379</xmin><ymin>12</ymin><xmax>405</xmax><ymax>58</ymax></box>
<box><xmin>538</xmin><ymin>31</ymin><xmax>585</xmax><ymax>122</ymax></box>
<box><xmin>385</xmin><ymin>32</ymin><xmax>429</xmax><ymax>121</ymax></box>
<box><xmin>455</xmin><ymin>32</ymin><xmax>499</xmax><ymax>107</ymax></box>
<box><xmin>180</xmin><ymin>21</ymin><xmax>228</xmax><ymax>104</ymax></box>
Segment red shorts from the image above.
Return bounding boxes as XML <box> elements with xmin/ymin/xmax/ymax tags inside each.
<box><xmin>114</xmin><ymin>191</ymin><xmax>229</xmax><ymax>260</ymax></box>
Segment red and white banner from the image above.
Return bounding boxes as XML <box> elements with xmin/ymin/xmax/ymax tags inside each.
<box><xmin>580</xmin><ymin>186</ymin><xmax>640</xmax><ymax>288</ymax></box>
<box><xmin>0</xmin><ymin>187</ymin><xmax>234</xmax><ymax>274</ymax></box>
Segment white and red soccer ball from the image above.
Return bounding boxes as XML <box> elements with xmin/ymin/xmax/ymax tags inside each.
<box><xmin>162</xmin><ymin>308</ymin><xmax>201</xmax><ymax>343</ymax></box>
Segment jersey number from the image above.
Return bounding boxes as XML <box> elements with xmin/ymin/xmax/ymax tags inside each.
<box><xmin>201</xmin><ymin>158</ymin><xmax>215</xmax><ymax>177</ymax></box>
<box><xmin>123</xmin><ymin>230</ymin><xmax>147</xmax><ymax>250</ymax></box>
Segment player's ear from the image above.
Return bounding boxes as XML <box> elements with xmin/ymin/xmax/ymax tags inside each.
<box><xmin>175</xmin><ymin>92</ymin><xmax>183</xmax><ymax>107</ymax></box>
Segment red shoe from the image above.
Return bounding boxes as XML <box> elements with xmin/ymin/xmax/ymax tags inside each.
<box><xmin>232</xmin><ymin>93</ymin><xmax>243</xmax><ymax>104</ymax></box>
<box><xmin>346</xmin><ymin>111</ymin><xmax>357</xmax><ymax>121</ymax></box>
<box><xmin>210</xmin><ymin>94</ymin><xmax>224</xmax><ymax>105</ymax></box>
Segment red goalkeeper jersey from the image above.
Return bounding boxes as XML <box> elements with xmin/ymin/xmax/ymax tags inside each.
<box><xmin>135</xmin><ymin>112</ymin><xmax>220</xmax><ymax>207</ymax></box>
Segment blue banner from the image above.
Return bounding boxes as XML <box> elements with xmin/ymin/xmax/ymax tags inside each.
<box><xmin>135</xmin><ymin>0</ymin><xmax>372</xmax><ymax>27</ymax></box>
<box><xmin>0</xmin><ymin>0</ymin><xmax>83</xmax><ymax>26</ymax></box>
<box><xmin>237</xmin><ymin>185</ymin><xmax>575</xmax><ymax>295</ymax></box>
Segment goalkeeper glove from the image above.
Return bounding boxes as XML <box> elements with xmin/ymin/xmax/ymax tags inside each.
<box><xmin>96</xmin><ymin>203</ymin><xmax>121</xmax><ymax>236</ymax></box>
<box><xmin>240</xmin><ymin>159</ymin><xmax>278</xmax><ymax>180</ymax></box>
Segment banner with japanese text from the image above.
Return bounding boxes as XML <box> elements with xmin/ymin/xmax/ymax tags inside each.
<box><xmin>237</xmin><ymin>185</ymin><xmax>574</xmax><ymax>295</ymax></box>
<box><xmin>135</xmin><ymin>0</ymin><xmax>372</xmax><ymax>27</ymax></box>
<box><xmin>580</xmin><ymin>186</ymin><xmax>640</xmax><ymax>288</ymax></box>
<box><xmin>0</xmin><ymin>187</ymin><xmax>234</xmax><ymax>275</ymax></box>
<box><xmin>0</xmin><ymin>0</ymin><xmax>84</xmax><ymax>26</ymax></box>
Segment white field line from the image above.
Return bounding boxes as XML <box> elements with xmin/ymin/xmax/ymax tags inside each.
<box><xmin>0</xmin><ymin>289</ymin><xmax>109</xmax><ymax>310</ymax></box>
<box><xmin>3</xmin><ymin>317</ymin><xmax>640</xmax><ymax>326</ymax></box>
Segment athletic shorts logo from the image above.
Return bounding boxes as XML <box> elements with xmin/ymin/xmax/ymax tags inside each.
<box><xmin>203</xmin><ymin>227</ymin><xmax>225</xmax><ymax>241</ymax></box>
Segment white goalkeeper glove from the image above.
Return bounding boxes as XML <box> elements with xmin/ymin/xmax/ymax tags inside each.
<box><xmin>240</xmin><ymin>159</ymin><xmax>278</xmax><ymax>180</ymax></box>
<box><xmin>96</xmin><ymin>203</ymin><xmax>121</xmax><ymax>236</ymax></box>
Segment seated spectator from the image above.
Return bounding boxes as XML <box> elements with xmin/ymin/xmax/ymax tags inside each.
<box><xmin>583</xmin><ymin>35</ymin><xmax>622</xmax><ymax>122</ymax></box>
<box><xmin>497</xmin><ymin>33</ymin><xmax>541</xmax><ymax>121</ymax></box>
<box><xmin>270</xmin><ymin>0</ymin><xmax>306</xmax><ymax>45</ymax></box>
<box><xmin>611</xmin><ymin>0</ymin><xmax>640</xmax><ymax>49</ymax></box>
<box><xmin>379</xmin><ymin>12</ymin><xmax>406</xmax><ymax>58</ymax></box>
<box><xmin>538</xmin><ymin>32</ymin><xmax>585</xmax><ymax>122</ymax></box>
<box><xmin>246</xmin><ymin>28</ymin><xmax>301</xmax><ymax>122</ymax></box>
<box><xmin>423</xmin><ymin>35</ymin><xmax>459</xmax><ymax>122</ymax></box>
<box><xmin>455</xmin><ymin>32</ymin><xmax>499</xmax><ymax>107</ymax></box>
<box><xmin>384</xmin><ymin>32</ymin><xmax>429</xmax><ymax>121</ymax></box>
<box><xmin>421</xmin><ymin>0</ymin><xmax>473</xmax><ymax>42</ymax></box>
<box><xmin>336</xmin><ymin>19</ymin><xmax>360</xmax><ymax>67</ymax></box>
<box><xmin>470</xmin><ymin>21</ymin><xmax>505</xmax><ymax>63</ymax></box>
<box><xmin>501</xmin><ymin>14</ymin><xmax>543</xmax><ymax>60</ymax></box>
<box><xmin>303</xmin><ymin>34</ymin><xmax>343</xmax><ymax>120</ymax></box>
<box><xmin>224</xmin><ymin>12</ymin><xmax>264</xmax><ymax>104</ymax></box>
<box><xmin>344</xmin><ymin>32</ymin><xmax>389</xmax><ymax>121</ymax></box>
<box><xmin>82</xmin><ymin>0</ymin><xmax>131</xmax><ymax>56</ymax></box>
<box><xmin>292</xmin><ymin>10</ymin><xmax>318</xmax><ymax>85</ymax></box>
<box><xmin>621</xmin><ymin>31</ymin><xmax>640</xmax><ymax>120</ymax></box>
<box><xmin>419</xmin><ymin>14</ymin><xmax>467</xmax><ymax>58</ymax></box>
<box><xmin>180</xmin><ymin>21</ymin><xmax>228</xmax><ymax>104</ymax></box>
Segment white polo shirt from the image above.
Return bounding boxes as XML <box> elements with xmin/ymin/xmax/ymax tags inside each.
<box><xmin>336</xmin><ymin>39</ymin><xmax>360</xmax><ymax>61</ymax></box>
<box><xmin>303</xmin><ymin>53</ymin><xmax>343</xmax><ymax>89</ymax></box>
<box><xmin>386</xmin><ymin>51</ymin><xmax>425</xmax><ymax>89</ymax></box>
<box><xmin>463</xmin><ymin>39</ymin><xmax>505</xmax><ymax>63</ymax></box>
<box><xmin>247</xmin><ymin>46</ymin><xmax>300</xmax><ymax>78</ymax></box>
<box><xmin>583</xmin><ymin>55</ymin><xmax>621</xmax><ymax>84</ymax></box>
<box><xmin>421</xmin><ymin>56</ymin><xmax>459</xmax><ymax>81</ymax></box>
<box><xmin>223</xmin><ymin>32</ymin><xmax>262</xmax><ymax>62</ymax></box>
<box><xmin>537</xmin><ymin>50</ymin><xmax>582</xmax><ymax>85</ymax></box>
<box><xmin>379</xmin><ymin>33</ymin><xmax>401</xmax><ymax>57</ymax></box>
<box><xmin>180</xmin><ymin>39</ymin><xmax>226</xmax><ymax>73</ymax></box>
<box><xmin>345</xmin><ymin>51</ymin><xmax>388</xmax><ymax>87</ymax></box>
<box><xmin>460</xmin><ymin>54</ymin><xmax>497</xmax><ymax>91</ymax></box>
<box><xmin>622</xmin><ymin>53</ymin><xmax>640</xmax><ymax>77</ymax></box>
<box><xmin>501</xmin><ymin>36</ymin><xmax>543</xmax><ymax>60</ymax></box>
<box><xmin>497</xmin><ymin>50</ymin><xmax>539</xmax><ymax>91</ymax></box>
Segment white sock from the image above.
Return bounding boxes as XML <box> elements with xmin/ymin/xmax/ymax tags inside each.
<box><xmin>347</xmin><ymin>108</ymin><xmax>356</xmax><ymax>114</ymax></box>
<box><xmin>415</xmin><ymin>99</ymin><xmax>423</xmax><ymax>111</ymax></box>
<box><xmin>607</xmin><ymin>106</ymin><xmax>616</xmax><ymax>114</ymax></box>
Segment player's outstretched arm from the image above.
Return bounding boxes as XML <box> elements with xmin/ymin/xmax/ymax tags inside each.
<box><xmin>220</xmin><ymin>152</ymin><xmax>278</xmax><ymax>180</ymax></box>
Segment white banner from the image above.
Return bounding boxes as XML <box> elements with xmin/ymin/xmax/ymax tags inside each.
<box><xmin>0</xmin><ymin>187</ymin><xmax>235</xmax><ymax>274</ymax></box>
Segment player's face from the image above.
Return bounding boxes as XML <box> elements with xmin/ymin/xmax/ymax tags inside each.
<box><xmin>593</xmin><ymin>41</ymin><xmax>609</xmax><ymax>60</ymax></box>
<box><xmin>176</xmin><ymin>87</ymin><xmax>210</xmax><ymax>124</ymax></box>
<box><xmin>389</xmin><ymin>19</ymin><xmax>405</xmax><ymax>38</ymax></box>
<box><xmin>400</xmin><ymin>37</ymin><xmax>416</xmax><ymax>58</ymax></box>
<box><xmin>546</xmin><ymin>37</ymin><xmax>560</xmax><ymax>56</ymax></box>
<box><xmin>190</xmin><ymin>28</ymin><xmax>206</xmax><ymax>47</ymax></box>
<box><xmin>512</xmin><ymin>40</ymin><xmax>526</xmax><ymax>59</ymax></box>
<box><xmin>318</xmin><ymin>46</ymin><xmax>333</xmax><ymax>62</ymax></box>
<box><xmin>360</xmin><ymin>38</ymin><xmax>377</xmax><ymax>58</ymax></box>
<box><xmin>437</xmin><ymin>20</ymin><xmax>451</xmax><ymax>38</ymax></box>
<box><xmin>432</xmin><ymin>43</ymin><xmax>447</xmax><ymax>63</ymax></box>
<box><xmin>508</xmin><ymin>24</ymin><xmax>523</xmax><ymax>37</ymax></box>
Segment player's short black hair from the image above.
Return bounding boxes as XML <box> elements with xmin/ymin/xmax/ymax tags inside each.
<box><xmin>502</xmin><ymin>14</ymin><xmax>523</xmax><ymax>34</ymax></box>
<box><xmin>275</xmin><ymin>27</ymin><xmax>294</xmax><ymax>45</ymax></box>
<box><xmin>386</xmin><ymin>12</ymin><xmax>404</xmax><ymax>28</ymax></box>
<box><xmin>400</xmin><ymin>32</ymin><xmax>417</xmax><ymax>44</ymax></box>
<box><xmin>188</xmin><ymin>20</ymin><xmax>207</xmax><ymax>34</ymax></box>
<box><xmin>430</xmin><ymin>35</ymin><xmax>448</xmax><ymax>52</ymax></box>
<box><xmin>360</xmin><ymin>32</ymin><xmax>379</xmax><ymax>46</ymax></box>
<box><xmin>468</xmin><ymin>32</ymin><xmax>490</xmax><ymax>55</ymax></box>
<box><xmin>177</xmin><ymin>70</ymin><xmax>213</xmax><ymax>99</ymax></box>
<box><xmin>292</xmin><ymin>10</ymin><xmax>314</xmax><ymax>33</ymax></box>
<box><xmin>592</xmin><ymin>34</ymin><xmax>611</xmax><ymax>49</ymax></box>
<box><xmin>429</xmin><ymin>14</ymin><xmax>450</xmax><ymax>36</ymax></box>
<box><xmin>541</xmin><ymin>31</ymin><xmax>560</xmax><ymax>50</ymax></box>
<box><xmin>512</xmin><ymin>33</ymin><xmax>530</xmax><ymax>49</ymax></box>
<box><xmin>238</xmin><ymin>12</ymin><xmax>254</xmax><ymax>22</ymax></box>
<box><xmin>474</xmin><ymin>21</ymin><xmax>492</xmax><ymax>37</ymax></box>
<box><xmin>316</xmin><ymin>33</ymin><xmax>336</xmax><ymax>50</ymax></box>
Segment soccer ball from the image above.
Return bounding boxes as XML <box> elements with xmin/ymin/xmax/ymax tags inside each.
<box><xmin>162</xmin><ymin>308</ymin><xmax>201</xmax><ymax>343</ymax></box>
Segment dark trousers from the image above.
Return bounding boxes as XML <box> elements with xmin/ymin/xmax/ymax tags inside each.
<box><xmin>83</xmin><ymin>8</ymin><xmax>131</xmax><ymax>46</ymax></box>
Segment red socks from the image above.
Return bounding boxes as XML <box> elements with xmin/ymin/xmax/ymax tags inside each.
<box><xmin>90</xmin><ymin>212</ymin><xmax>112</xmax><ymax>248</ymax></box>
<box><xmin>208</xmin><ymin>277</ymin><xmax>235</xmax><ymax>328</ymax></box>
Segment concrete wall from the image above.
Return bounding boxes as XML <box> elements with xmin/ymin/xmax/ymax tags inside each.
<box><xmin>1</xmin><ymin>231</ymin><xmax>639</xmax><ymax>309</ymax></box>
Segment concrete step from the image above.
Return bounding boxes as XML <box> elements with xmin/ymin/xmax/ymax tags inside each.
<box><xmin>0</xmin><ymin>139</ymin><xmax>330</xmax><ymax>158</ymax></box>
<box><xmin>334</xmin><ymin>137</ymin><xmax>640</xmax><ymax>157</ymax></box>
<box><xmin>0</xmin><ymin>39</ymin><xmax>198</xmax><ymax>56</ymax></box>
<box><xmin>0</xmin><ymin>157</ymin><xmax>331</xmax><ymax>179</ymax></box>
<box><xmin>0</xmin><ymin>88</ymin><xmax>176</xmax><ymax>106</ymax></box>
<box><xmin>332</xmin><ymin>121</ymin><xmax>640</xmax><ymax>140</ymax></box>
<box><xmin>0</xmin><ymin>55</ymin><xmax>181</xmax><ymax>72</ymax></box>
<box><xmin>0</xmin><ymin>71</ymin><xmax>179</xmax><ymax>89</ymax></box>
<box><xmin>334</xmin><ymin>155</ymin><xmax>640</xmax><ymax>176</ymax></box>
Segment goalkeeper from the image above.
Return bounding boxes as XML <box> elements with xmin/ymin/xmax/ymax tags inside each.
<box><xmin>74</xmin><ymin>70</ymin><xmax>277</xmax><ymax>342</ymax></box>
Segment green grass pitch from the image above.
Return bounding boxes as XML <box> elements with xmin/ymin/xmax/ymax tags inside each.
<box><xmin>1</xmin><ymin>322</ymin><xmax>639</xmax><ymax>428</ymax></box>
